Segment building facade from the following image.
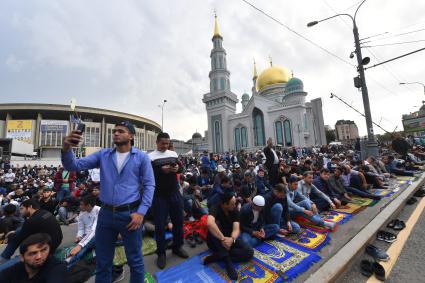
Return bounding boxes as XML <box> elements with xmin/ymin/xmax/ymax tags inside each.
<box><xmin>402</xmin><ymin>104</ymin><xmax>425</xmax><ymax>136</ymax></box>
<box><xmin>335</xmin><ymin>120</ymin><xmax>359</xmax><ymax>141</ymax></box>
<box><xmin>0</xmin><ymin>103</ymin><xmax>161</xmax><ymax>158</ymax></box>
<box><xmin>202</xmin><ymin>16</ymin><xmax>327</xmax><ymax>153</ymax></box>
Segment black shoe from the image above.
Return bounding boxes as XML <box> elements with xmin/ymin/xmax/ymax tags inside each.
<box><xmin>373</xmin><ymin>261</ymin><xmax>386</xmax><ymax>281</ymax></box>
<box><xmin>360</xmin><ymin>260</ymin><xmax>374</xmax><ymax>277</ymax></box>
<box><xmin>186</xmin><ymin>234</ymin><xmax>196</xmax><ymax>248</ymax></box>
<box><xmin>225</xmin><ymin>260</ymin><xmax>238</xmax><ymax>280</ymax></box>
<box><xmin>414</xmin><ymin>189</ymin><xmax>425</xmax><ymax>197</ymax></box>
<box><xmin>387</xmin><ymin>219</ymin><xmax>396</xmax><ymax>229</ymax></box>
<box><xmin>407</xmin><ymin>197</ymin><xmax>417</xmax><ymax>205</ymax></box>
<box><xmin>365</xmin><ymin>244</ymin><xmax>390</xmax><ymax>262</ymax></box>
<box><xmin>156</xmin><ymin>253</ymin><xmax>166</xmax><ymax>269</ymax></box>
<box><xmin>172</xmin><ymin>247</ymin><xmax>189</xmax><ymax>259</ymax></box>
<box><xmin>112</xmin><ymin>265</ymin><xmax>125</xmax><ymax>283</ymax></box>
<box><xmin>393</xmin><ymin>220</ymin><xmax>406</xmax><ymax>231</ymax></box>
<box><xmin>377</xmin><ymin>231</ymin><xmax>397</xmax><ymax>243</ymax></box>
<box><xmin>203</xmin><ymin>253</ymin><xmax>224</xmax><ymax>265</ymax></box>
<box><xmin>193</xmin><ymin>231</ymin><xmax>204</xmax><ymax>244</ymax></box>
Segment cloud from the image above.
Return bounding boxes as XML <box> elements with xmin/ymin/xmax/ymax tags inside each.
<box><xmin>0</xmin><ymin>0</ymin><xmax>424</xmax><ymax>141</ymax></box>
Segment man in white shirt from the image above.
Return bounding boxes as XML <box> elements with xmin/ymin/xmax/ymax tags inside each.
<box><xmin>4</xmin><ymin>169</ymin><xmax>15</xmax><ymax>188</ymax></box>
<box><xmin>67</xmin><ymin>195</ymin><xmax>100</xmax><ymax>268</ymax></box>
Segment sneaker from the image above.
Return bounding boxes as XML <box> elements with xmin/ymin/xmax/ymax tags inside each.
<box><xmin>377</xmin><ymin>231</ymin><xmax>397</xmax><ymax>243</ymax></box>
<box><xmin>365</xmin><ymin>244</ymin><xmax>390</xmax><ymax>262</ymax></box>
<box><xmin>323</xmin><ymin>221</ymin><xmax>336</xmax><ymax>230</ymax></box>
<box><xmin>156</xmin><ymin>253</ymin><xmax>166</xmax><ymax>269</ymax></box>
<box><xmin>112</xmin><ymin>266</ymin><xmax>125</xmax><ymax>283</ymax></box>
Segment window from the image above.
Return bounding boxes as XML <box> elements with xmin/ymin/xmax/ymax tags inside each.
<box><xmin>275</xmin><ymin>121</ymin><xmax>283</xmax><ymax>145</ymax></box>
<box><xmin>253</xmin><ymin>108</ymin><xmax>265</xmax><ymax>146</ymax></box>
<box><xmin>234</xmin><ymin>128</ymin><xmax>241</xmax><ymax>151</ymax></box>
<box><xmin>219</xmin><ymin>78</ymin><xmax>225</xmax><ymax>90</ymax></box>
<box><xmin>214</xmin><ymin>120</ymin><xmax>222</xmax><ymax>152</ymax></box>
<box><xmin>304</xmin><ymin>113</ymin><xmax>308</xmax><ymax>129</ymax></box>
<box><xmin>241</xmin><ymin>127</ymin><xmax>248</xmax><ymax>148</ymax></box>
<box><xmin>284</xmin><ymin>120</ymin><xmax>292</xmax><ymax>146</ymax></box>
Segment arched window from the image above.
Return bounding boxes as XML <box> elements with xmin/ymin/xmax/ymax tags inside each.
<box><xmin>214</xmin><ymin>120</ymin><xmax>222</xmax><ymax>152</ymax></box>
<box><xmin>219</xmin><ymin>78</ymin><xmax>225</xmax><ymax>90</ymax></box>
<box><xmin>241</xmin><ymin>127</ymin><xmax>248</xmax><ymax>148</ymax></box>
<box><xmin>253</xmin><ymin>108</ymin><xmax>265</xmax><ymax>146</ymax></box>
<box><xmin>275</xmin><ymin>121</ymin><xmax>283</xmax><ymax>146</ymax></box>
<box><xmin>284</xmin><ymin>120</ymin><xmax>293</xmax><ymax>146</ymax></box>
<box><xmin>234</xmin><ymin>128</ymin><xmax>241</xmax><ymax>151</ymax></box>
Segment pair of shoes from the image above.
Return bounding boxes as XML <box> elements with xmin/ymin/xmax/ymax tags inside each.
<box><xmin>193</xmin><ymin>231</ymin><xmax>204</xmax><ymax>244</ymax></box>
<box><xmin>365</xmin><ymin>244</ymin><xmax>390</xmax><ymax>261</ymax></box>
<box><xmin>156</xmin><ymin>253</ymin><xmax>166</xmax><ymax>269</ymax></box>
<box><xmin>112</xmin><ymin>266</ymin><xmax>125</xmax><ymax>283</ymax></box>
<box><xmin>377</xmin><ymin>230</ymin><xmax>397</xmax><ymax>243</ymax></box>
<box><xmin>186</xmin><ymin>234</ymin><xmax>196</xmax><ymax>248</ymax></box>
<box><xmin>323</xmin><ymin>221</ymin><xmax>336</xmax><ymax>230</ymax></box>
<box><xmin>387</xmin><ymin>219</ymin><xmax>406</xmax><ymax>231</ymax></box>
<box><xmin>360</xmin><ymin>260</ymin><xmax>385</xmax><ymax>280</ymax></box>
<box><xmin>414</xmin><ymin>189</ymin><xmax>425</xmax><ymax>197</ymax></box>
<box><xmin>172</xmin><ymin>247</ymin><xmax>189</xmax><ymax>259</ymax></box>
<box><xmin>407</xmin><ymin>197</ymin><xmax>418</xmax><ymax>205</ymax></box>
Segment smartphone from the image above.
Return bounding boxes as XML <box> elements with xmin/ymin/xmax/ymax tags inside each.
<box><xmin>76</xmin><ymin>122</ymin><xmax>86</xmax><ymax>134</ymax></box>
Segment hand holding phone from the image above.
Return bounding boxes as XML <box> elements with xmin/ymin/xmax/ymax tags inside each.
<box><xmin>63</xmin><ymin>130</ymin><xmax>83</xmax><ymax>152</ymax></box>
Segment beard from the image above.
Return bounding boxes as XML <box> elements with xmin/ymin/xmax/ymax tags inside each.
<box><xmin>114</xmin><ymin>140</ymin><xmax>129</xmax><ymax>146</ymax></box>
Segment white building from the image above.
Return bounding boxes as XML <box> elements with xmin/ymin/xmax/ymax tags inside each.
<box><xmin>202</xmin><ymin>16</ymin><xmax>326</xmax><ymax>153</ymax></box>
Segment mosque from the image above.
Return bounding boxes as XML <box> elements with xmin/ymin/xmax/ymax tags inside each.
<box><xmin>202</xmin><ymin>16</ymin><xmax>327</xmax><ymax>153</ymax></box>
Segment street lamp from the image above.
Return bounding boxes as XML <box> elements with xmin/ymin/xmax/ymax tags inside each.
<box><xmin>158</xmin><ymin>99</ymin><xmax>167</xmax><ymax>131</ymax></box>
<box><xmin>399</xmin><ymin>82</ymin><xmax>425</xmax><ymax>96</ymax></box>
<box><xmin>307</xmin><ymin>0</ymin><xmax>379</xmax><ymax>157</ymax></box>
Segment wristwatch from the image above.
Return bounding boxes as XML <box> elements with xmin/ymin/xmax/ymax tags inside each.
<box><xmin>231</xmin><ymin>237</ymin><xmax>236</xmax><ymax>244</ymax></box>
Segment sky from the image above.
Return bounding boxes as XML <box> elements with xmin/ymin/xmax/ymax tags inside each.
<box><xmin>1</xmin><ymin>0</ymin><xmax>424</xmax><ymax>141</ymax></box>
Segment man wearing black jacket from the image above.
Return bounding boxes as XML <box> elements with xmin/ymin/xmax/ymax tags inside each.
<box><xmin>263</xmin><ymin>138</ymin><xmax>279</xmax><ymax>186</ymax></box>
<box><xmin>239</xmin><ymin>195</ymin><xmax>279</xmax><ymax>247</ymax></box>
<box><xmin>0</xmin><ymin>199</ymin><xmax>63</xmax><ymax>263</ymax></box>
<box><xmin>264</xmin><ymin>183</ymin><xmax>301</xmax><ymax>235</ymax></box>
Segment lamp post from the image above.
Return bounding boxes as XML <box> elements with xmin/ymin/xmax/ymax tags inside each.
<box><xmin>158</xmin><ymin>99</ymin><xmax>167</xmax><ymax>131</ymax></box>
<box><xmin>307</xmin><ymin>0</ymin><xmax>379</xmax><ymax>157</ymax></box>
<box><xmin>399</xmin><ymin>82</ymin><xmax>425</xmax><ymax>97</ymax></box>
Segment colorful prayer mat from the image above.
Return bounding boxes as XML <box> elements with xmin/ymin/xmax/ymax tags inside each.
<box><xmin>113</xmin><ymin>236</ymin><xmax>158</xmax><ymax>266</ymax></box>
<box><xmin>322</xmin><ymin>211</ymin><xmax>352</xmax><ymax>224</ymax></box>
<box><xmin>350</xmin><ymin>196</ymin><xmax>378</xmax><ymax>207</ymax></box>
<box><xmin>55</xmin><ymin>245</ymin><xmax>95</xmax><ymax>262</ymax></box>
<box><xmin>294</xmin><ymin>216</ymin><xmax>331</xmax><ymax>233</ymax></box>
<box><xmin>145</xmin><ymin>272</ymin><xmax>155</xmax><ymax>283</ymax></box>
<box><xmin>276</xmin><ymin>228</ymin><xmax>330</xmax><ymax>252</ymax></box>
<box><xmin>370</xmin><ymin>188</ymin><xmax>395</xmax><ymax>197</ymax></box>
<box><xmin>334</xmin><ymin>203</ymin><xmax>366</xmax><ymax>214</ymax></box>
<box><xmin>396</xmin><ymin>176</ymin><xmax>415</xmax><ymax>182</ymax></box>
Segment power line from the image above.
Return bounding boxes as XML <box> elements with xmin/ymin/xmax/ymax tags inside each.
<box><xmin>239</xmin><ymin>0</ymin><xmax>356</xmax><ymax>67</ymax></box>
<box><xmin>342</xmin><ymin>0</ymin><xmax>365</xmax><ymax>11</ymax></box>
<box><xmin>362</xmin><ymin>28</ymin><xmax>425</xmax><ymax>43</ymax></box>
<box><xmin>365</xmin><ymin>46</ymin><xmax>425</xmax><ymax>70</ymax></box>
<box><xmin>363</xmin><ymin>39</ymin><xmax>425</xmax><ymax>48</ymax></box>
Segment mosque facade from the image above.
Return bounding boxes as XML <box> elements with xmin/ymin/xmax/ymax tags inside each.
<box><xmin>202</xmin><ymin>16</ymin><xmax>327</xmax><ymax>153</ymax></box>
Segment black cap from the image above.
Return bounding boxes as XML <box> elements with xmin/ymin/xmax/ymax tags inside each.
<box><xmin>115</xmin><ymin>121</ymin><xmax>136</xmax><ymax>134</ymax></box>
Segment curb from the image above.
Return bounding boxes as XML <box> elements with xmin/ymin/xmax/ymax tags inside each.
<box><xmin>304</xmin><ymin>174</ymin><xmax>425</xmax><ymax>283</ymax></box>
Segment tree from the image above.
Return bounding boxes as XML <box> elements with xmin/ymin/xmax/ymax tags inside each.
<box><xmin>325</xmin><ymin>128</ymin><xmax>336</xmax><ymax>143</ymax></box>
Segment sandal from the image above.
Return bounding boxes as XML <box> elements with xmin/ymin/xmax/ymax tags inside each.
<box><xmin>387</xmin><ymin>220</ymin><xmax>396</xmax><ymax>229</ymax></box>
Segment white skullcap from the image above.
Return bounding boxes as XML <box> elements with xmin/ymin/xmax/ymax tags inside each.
<box><xmin>253</xmin><ymin>195</ymin><xmax>265</xmax><ymax>207</ymax></box>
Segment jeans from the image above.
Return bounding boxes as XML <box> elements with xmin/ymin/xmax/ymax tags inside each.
<box><xmin>207</xmin><ymin>232</ymin><xmax>253</xmax><ymax>262</ymax></box>
<box><xmin>345</xmin><ymin>186</ymin><xmax>376</xmax><ymax>199</ymax></box>
<box><xmin>57</xmin><ymin>187</ymin><xmax>71</xmax><ymax>202</ymax></box>
<box><xmin>95</xmin><ymin>207</ymin><xmax>144</xmax><ymax>283</ymax></box>
<box><xmin>240</xmin><ymin>224</ymin><xmax>280</xmax><ymax>248</ymax></box>
<box><xmin>67</xmin><ymin>238</ymin><xmax>96</xmax><ymax>269</ymax></box>
<box><xmin>269</xmin><ymin>203</ymin><xmax>301</xmax><ymax>233</ymax></box>
<box><xmin>289</xmin><ymin>199</ymin><xmax>325</xmax><ymax>226</ymax></box>
<box><xmin>152</xmin><ymin>192</ymin><xmax>184</xmax><ymax>255</ymax></box>
<box><xmin>1</xmin><ymin>227</ymin><xmax>22</xmax><ymax>259</ymax></box>
<box><xmin>58</xmin><ymin>206</ymin><xmax>68</xmax><ymax>223</ymax></box>
<box><xmin>310</xmin><ymin>197</ymin><xmax>331</xmax><ymax>213</ymax></box>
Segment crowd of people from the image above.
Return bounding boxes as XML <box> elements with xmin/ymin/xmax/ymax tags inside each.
<box><xmin>0</xmin><ymin>122</ymin><xmax>424</xmax><ymax>282</ymax></box>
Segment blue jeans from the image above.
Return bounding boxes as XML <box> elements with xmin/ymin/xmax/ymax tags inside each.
<box><xmin>289</xmin><ymin>199</ymin><xmax>325</xmax><ymax>226</ymax></box>
<box><xmin>58</xmin><ymin>206</ymin><xmax>68</xmax><ymax>223</ymax></box>
<box><xmin>95</xmin><ymin>207</ymin><xmax>144</xmax><ymax>283</ymax></box>
<box><xmin>269</xmin><ymin>203</ymin><xmax>301</xmax><ymax>233</ymax></box>
<box><xmin>67</xmin><ymin>238</ymin><xmax>95</xmax><ymax>269</ymax></box>
<box><xmin>0</xmin><ymin>256</ymin><xmax>19</xmax><ymax>271</ymax></box>
<box><xmin>240</xmin><ymin>223</ymin><xmax>280</xmax><ymax>248</ymax></box>
<box><xmin>1</xmin><ymin>227</ymin><xmax>22</xmax><ymax>259</ymax></box>
<box><xmin>57</xmin><ymin>187</ymin><xmax>71</xmax><ymax>202</ymax></box>
<box><xmin>345</xmin><ymin>186</ymin><xmax>376</xmax><ymax>199</ymax></box>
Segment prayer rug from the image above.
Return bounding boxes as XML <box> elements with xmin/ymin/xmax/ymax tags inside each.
<box><xmin>322</xmin><ymin>211</ymin><xmax>352</xmax><ymax>224</ymax></box>
<box><xmin>370</xmin><ymin>188</ymin><xmax>395</xmax><ymax>198</ymax></box>
<box><xmin>334</xmin><ymin>203</ymin><xmax>366</xmax><ymax>214</ymax></box>
<box><xmin>396</xmin><ymin>176</ymin><xmax>415</xmax><ymax>182</ymax></box>
<box><xmin>276</xmin><ymin>228</ymin><xmax>330</xmax><ymax>252</ymax></box>
<box><xmin>350</xmin><ymin>196</ymin><xmax>378</xmax><ymax>207</ymax></box>
<box><xmin>55</xmin><ymin>245</ymin><xmax>94</xmax><ymax>262</ymax></box>
<box><xmin>113</xmin><ymin>236</ymin><xmax>157</xmax><ymax>266</ymax></box>
<box><xmin>294</xmin><ymin>216</ymin><xmax>331</xmax><ymax>233</ymax></box>
<box><xmin>145</xmin><ymin>272</ymin><xmax>155</xmax><ymax>283</ymax></box>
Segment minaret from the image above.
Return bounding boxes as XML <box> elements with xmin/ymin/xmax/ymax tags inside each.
<box><xmin>202</xmin><ymin>13</ymin><xmax>238</xmax><ymax>153</ymax></box>
<box><xmin>252</xmin><ymin>59</ymin><xmax>258</xmax><ymax>95</ymax></box>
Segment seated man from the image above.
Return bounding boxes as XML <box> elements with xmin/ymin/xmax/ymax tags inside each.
<box><xmin>383</xmin><ymin>155</ymin><xmax>415</xmax><ymax>176</ymax></box>
<box><xmin>239</xmin><ymin>195</ymin><xmax>279</xmax><ymax>248</ymax></box>
<box><xmin>287</xmin><ymin>176</ymin><xmax>335</xmax><ymax>230</ymax></box>
<box><xmin>241</xmin><ymin>171</ymin><xmax>257</xmax><ymax>204</ymax></box>
<box><xmin>66</xmin><ymin>196</ymin><xmax>100</xmax><ymax>268</ymax></box>
<box><xmin>0</xmin><ymin>199</ymin><xmax>63</xmax><ymax>264</ymax></box>
<box><xmin>298</xmin><ymin>171</ymin><xmax>337</xmax><ymax>212</ymax></box>
<box><xmin>207</xmin><ymin>176</ymin><xmax>234</xmax><ymax>209</ymax></box>
<box><xmin>0</xmin><ymin>233</ymin><xmax>67</xmax><ymax>282</ymax></box>
<box><xmin>336</xmin><ymin>165</ymin><xmax>379</xmax><ymax>199</ymax></box>
<box><xmin>0</xmin><ymin>204</ymin><xmax>23</xmax><ymax>237</ymax></box>
<box><xmin>39</xmin><ymin>187</ymin><xmax>58</xmax><ymax>215</ymax></box>
<box><xmin>255</xmin><ymin>168</ymin><xmax>270</xmax><ymax>196</ymax></box>
<box><xmin>204</xmin><ymin>193</ymin><xmax>254</xmax><ymax>281</ymax></box>
<box><xmin>313</xmin><ymin>168</ymin><xmax>347</xmax><ymax>208</ymax></box>
<box><xmin>264</xmin><ymin>183</ymin><xmax>301</xmax><ymax>235</ymax></box>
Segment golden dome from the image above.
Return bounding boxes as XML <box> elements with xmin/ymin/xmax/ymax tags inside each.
<box><xmin>256</xmin><ymin>66</ymin><xmax>291</xmax><ymax>91</ymax></box>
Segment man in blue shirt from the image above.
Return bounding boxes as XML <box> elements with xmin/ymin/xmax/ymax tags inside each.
<box><xmin>61</xmin><ymin>121</ymin><xmax>155</xmax><ymax>283</ymax></box>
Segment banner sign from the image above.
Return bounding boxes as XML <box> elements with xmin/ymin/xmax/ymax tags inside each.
<box><xmin>6</xmin><ymin>120</ymin><xmax>33</xmax><ymax>143</ymax></box>
<box><xmin>40</xmin><ymin>120</ymin><xmax>68</xmax><ymax>133</ymax></box>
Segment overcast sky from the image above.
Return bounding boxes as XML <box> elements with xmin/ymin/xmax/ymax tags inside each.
<box><xmin>1</xmin><ymin>0</ymin><xmax>424</xmax><ymax>140</ymax></box>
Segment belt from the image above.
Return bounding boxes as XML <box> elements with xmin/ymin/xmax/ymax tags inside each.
<box><xmin>102</xmin><ymin>200</ymin><xmax>140</xmax><ymax>212</ymax></box>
